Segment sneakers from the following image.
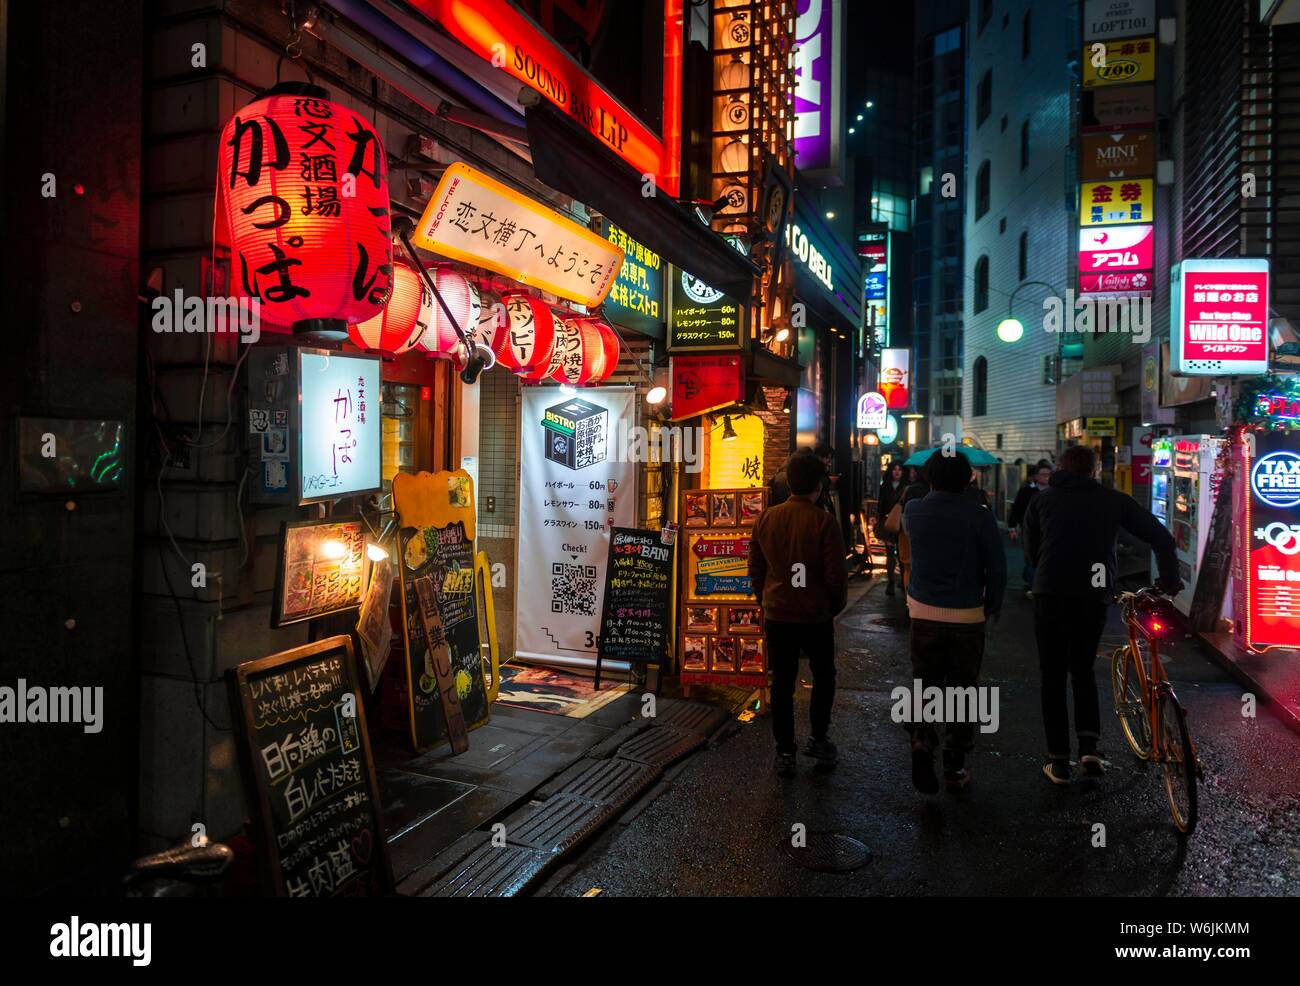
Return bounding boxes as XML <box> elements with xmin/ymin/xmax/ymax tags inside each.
<box><xmin>944</xmin><ymin>768</ymin><xmax>971</xmax><ymax>792</ymax></box>
<box><xmin>803</xmin><ymin>737</ymin><xmax>839</xmax><ymax>764</ymax></box>
<box><xmin>775</xmin><ymin>751</ymin><xmax>797</xmax><ymax>777</ymax></box>
<box><xmin>1079</xmin><ymin>753</ymin><xmax>1106</xmax><ymax>778</ymax></box>
<box><xmin>1042</xmin><ymin>759</ymin><xmax>1071</xmax><ymax>785</ymax></box>
<box><xmin>911</xmin><ymin>746</ymin><xmax>940</xmax><ymax>794</ymax></box>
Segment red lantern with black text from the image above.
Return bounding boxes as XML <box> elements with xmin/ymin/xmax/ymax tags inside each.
<box><xmin>348</xmin><ymin>260</ymin><xmax>428</xmax><ymax>355</ymax></box>
<box><xmin>493</xmin><ymin>294</ymin><xmax>556</xmax><ymax>379</ymax></box>
<box><xmin>549</xmin><ymin>317</ymin><xmax>603</xmax><ymax>385</ymax></box>
<box><xmin>216</xmin><ymin>81</ymin><xmax>392</xmax><ymax>343</ymax></box>
<box><xmin>419</xmin><ymin>266</ymin><xmax>480</xmax><ymax>363</ymax></box>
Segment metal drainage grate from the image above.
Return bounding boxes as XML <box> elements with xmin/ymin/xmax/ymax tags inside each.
<box><xmin>780</xmin><ymin>833</ymin><xmax>872</xmax><ymax>873</ymax></box>
<box><xmin>426</xmin><ymin>842</ymin><xmax>553</xmax><ymax>897</ymax></box>
<box><xmin>615</xmin><ymin>726</ymin><xmax>704</xmax><ymax>767</ymax></box>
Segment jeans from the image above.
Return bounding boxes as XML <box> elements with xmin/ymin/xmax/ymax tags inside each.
<box><xmin>1033</xmin><ymin>594</ymin><xmax>1109</xmax><ymax>759</ymax></box>
<box><xmin>907</xmin><ymin>618</ymin><xmax>986</xmax><ymax>768</ymax></box>
<box><xmin>764</xmin><ymin>619</ymin><xmax>836</xmax><ymax>754</ymax></box>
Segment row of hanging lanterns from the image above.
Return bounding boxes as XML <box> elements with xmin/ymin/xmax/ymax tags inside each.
<box><xmin>217</xmin><ymin>81</ymin><xmax>620</xmax><ymax>383</ymax></box>
<box><xmin>348</xmin><ymin>264</ymin><xmax>620</xmax><ymax>384</ymax></box>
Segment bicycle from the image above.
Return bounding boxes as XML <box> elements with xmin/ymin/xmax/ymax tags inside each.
<box><xmin>1110</xmin><ymin>587</ymin><xmax>1203</xmax><ymax>835</ymax></box>
<box><xmin>123</xmin><ymin>834</ymin><xmax>233</xmax><ymax>897</ymax></box>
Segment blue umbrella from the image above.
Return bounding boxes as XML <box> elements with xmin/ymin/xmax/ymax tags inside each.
<box><xmin>902</xmin><ymin>445</ymin><xmax>999</xmax><ymax>467</ymax></box>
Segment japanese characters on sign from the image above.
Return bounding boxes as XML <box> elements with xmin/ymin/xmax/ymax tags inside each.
<box><xmin>1080</xmin><ymin>178</ymin><xmax>1154</xmax><ymax>226</ymax></box>
<box><xmin>1233</xmin><ymin>431</ymin><xmax>1300</xmax><ymax>653</ymax></box>
<box><xmin>273</xmin><ymin>519</ymin><xmax>370</xmax><ymax>628</ymax></box>
<box><xmin>1081</xmin><ymin>84</ymin><xmax>1155</xmax><ymax>133</ymax></box>
<box><xmin>297</xmin><ymin>350</ymin><xmax>381</xmax><ymax>504</ymax></box>
<box><xmin>1170</xmin><ymin>259</ymin><xmax>1271</xmax><ymax>376</ymax></box>
<box><xmin>597</xmin><ymin>528</ymin><xmax>675</xmax><ymax>665</ymax></box>
<box><xmin>602</xmin><ymin>222</ymin><xmax>664</xmax><ymax>336</ymax></box>
<box><xmin>228</xmin><ymin>637</ymin><xmax>393</xmax><ymax>897</ymax></box>
<box><xmin>669</xmin><ymin>354</ymin><xmax>745</xmax><ymax>420</ymax></box>
<box><xmin>1081</xmin><ymin>37</ymin><xmax>1156</xmax><ymax>88</ymax></box>
<box><xmin>218</xmin><ymin>85</ymin><xmax>392</xmax><ymax>335</ymax></box>
<box><xmin>667</xmin><ymin>267</ymin><xmax>744</xmax><ymax>351</ymax></box>
<box><xmin>414</xmin><ymin>162</ymin><xmax>623</xmax><ymax>308</ymax></box>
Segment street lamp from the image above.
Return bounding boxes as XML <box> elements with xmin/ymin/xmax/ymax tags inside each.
<box><xmin>997</xmin><ymin>280</ymin><xmax>1058</xmax><ymax>344</ymax></box>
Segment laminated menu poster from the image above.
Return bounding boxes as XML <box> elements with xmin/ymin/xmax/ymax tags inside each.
<box><xmin>228</xmin><ymin>636</ymin><xmax>393</xmax><ymax>897</ymax></box>
<box><xmin>597</xmin><ymin>527</ymin><xmax>675</xmax><ymax>665</ymax></box>
<box><xmin>393</xmin><ymin>469</ymin><xmax>490</xmax><ymax>752</ymax></box>
<box><xmin>679</xmin><ymin>487</ymin><xmax>768</xmax><ymax>688</ymax></box>
<box><xmin>271</xmin><ymin>518</ymin><xmax>370</xmax><ymax>628</ymax></box>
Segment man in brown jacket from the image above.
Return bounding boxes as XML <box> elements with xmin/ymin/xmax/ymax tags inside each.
<box><xmin>748</xmin><ymin>452</ymin><xmax>848</xmax><ymax>776</ymax></box>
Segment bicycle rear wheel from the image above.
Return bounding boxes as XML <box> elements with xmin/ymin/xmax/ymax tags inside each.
<box><xmin>1157</xmin><ymin>691</ymin><xmax>1198</xmax><ymax>835</ymax></box>
<box><xmin>1111</xmin><ymin>646</ymin><xmax>1150</xmax><ymax>758</ymax></box>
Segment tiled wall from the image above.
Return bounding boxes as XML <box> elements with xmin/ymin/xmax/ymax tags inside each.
<box><xmin>476</xmin><ymin>367</ymin><xmax>521</xmax><ymax>538</ymax></box>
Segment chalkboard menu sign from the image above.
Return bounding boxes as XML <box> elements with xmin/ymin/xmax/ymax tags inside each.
<box><xmin>393</xmin><ymin>470</ymin><xmax>490</xmax><ymax>752</ymax></box>
<box><xmin>228</xmin><ymin>636</ymin><xmax>393</xmax><ymax>897</ymax></box>
<box><xmin>597</xmin><ymin>527</ymin><xmax>675</xmax><ymax>665</ymax></box>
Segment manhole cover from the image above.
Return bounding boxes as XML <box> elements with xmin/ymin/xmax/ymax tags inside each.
<box><xmin>780</xmin><ymin>833</ymin><xmax>872</xmax><ymax>873</ymax></box>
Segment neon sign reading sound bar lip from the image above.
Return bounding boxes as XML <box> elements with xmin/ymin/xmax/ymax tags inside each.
<box><xmin>785</xmin><ymin>222</ymin><xmax>833</xmax><ymax>290</ymax></box>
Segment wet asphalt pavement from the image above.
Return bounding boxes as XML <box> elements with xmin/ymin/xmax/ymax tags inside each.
<box><xmin>542</xmin><ymin>540</ymin><xmax>1300</xmax><ymax>897</ymax></box>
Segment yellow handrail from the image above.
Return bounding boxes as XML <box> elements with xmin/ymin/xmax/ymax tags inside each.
<box><xmin>475</xmin><ymin>549</ymin><xmax>501</xmax><ymax>704</ymax></box>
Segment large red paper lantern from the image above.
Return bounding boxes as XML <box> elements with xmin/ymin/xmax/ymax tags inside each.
<box><xmin>419</xmin><ymin>266</ymin><xmax>480</xmax><ymax>363</ymax></box>
<box><xmin>348</xmin><ymin>261</ymin><xmax>428</xmax><ymax>355</ymax></box>
<box><xmin>493</xmin><ymin>294</ymin><xmax>556</xmax><ymax>379</ymax></box>
<box><xmin>217</xmin><ymin>81</ymin><xmax>392</xmax><ymax>343</ymax></box>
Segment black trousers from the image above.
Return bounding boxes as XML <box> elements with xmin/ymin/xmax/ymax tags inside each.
<box><xmin>908</xmin><ymin>618</ymin><xmax>986</xmax><ymax>764</ymax></box>
<box><xmin>1033</xmin><ymin>594</ymin><xmax>1109</xmax><ymax>759</ymax></box>
<box><xmin>764</xmin><ymin>619</ymin><xmax>836</xmax><ymax>754</ymax></box>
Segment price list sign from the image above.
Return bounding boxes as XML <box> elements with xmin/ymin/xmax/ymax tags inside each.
<box><xmin>597</xmin><ymin>528</ymin><xmax>675</xmax><ymax>665</ymax></box>
<box><xmin>228</xmin><ymin>636</ymin><xmax>393</xmax><ymax>897</ymax></box>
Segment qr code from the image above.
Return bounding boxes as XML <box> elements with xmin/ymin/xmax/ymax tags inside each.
<box><xmin>551</xmin><ymin>563</ymin><xmax>597</xmax><ymax>615</ymax></box>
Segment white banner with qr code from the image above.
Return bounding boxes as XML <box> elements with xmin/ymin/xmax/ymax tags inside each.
<box><xmin>515</xmin><ymin>386</ymin><xmax>637</xmax><ymax>670</ymax></box>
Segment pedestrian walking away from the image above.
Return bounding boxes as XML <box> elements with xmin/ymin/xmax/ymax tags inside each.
<box><xmin>748</xmin><ymin>452</ymin><xmax>848</xmax><ymax>777</ymax></box>
<box><xmin>877</xmin><ymin>461</ymin><xmax>907</xmax><ymax>595</ymax></box>
<box><xmin>1023</xmin><ymin>445</ymin><xmax>1181</xmax><ymax>786</ymax></box>
<box><xmin>1008</xmin><ymin>460</ymin><xmax>1053</xmax><ymax>594</ymax></box>
<box><xmin>900</xmin><ymin>450</ymin><xmax>1007</xmax><ymax>794</ymax></box>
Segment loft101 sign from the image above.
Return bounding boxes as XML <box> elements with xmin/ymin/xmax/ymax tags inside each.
<box><xmin>1170</xmin><ymin>258</ymin><xmax>1270</xmax><ymax>376</ymax></box>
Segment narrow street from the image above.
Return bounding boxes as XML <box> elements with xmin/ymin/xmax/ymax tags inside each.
<box><xmin>543</xmin><ymin>543</ymin><xmax>1300</xmax><ymax>897</ymax></box>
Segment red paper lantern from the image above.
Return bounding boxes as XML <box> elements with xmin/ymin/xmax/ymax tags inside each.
<box><xmin>348</xmin><ymin>261</ymin><xmax>428</xmax><ymax>355</ymax></box>
<box><xmin>418</xmin><ymin>266</ymin><xmax>480</xmax><ymax>363</ymax></box>
<box><xmin>217</xmin><ymin>81</ymin><xmax>392</xmax><ymax>343</ymax></box>
<box><xmin>591</xmin><ymin>319</ymin><xmax>622</xmax><ymax>382</ymax></box>
<box><xmin>493</xmin><ymin>294</ymin><xmax>556</xmax><ymax>379</ymax></box>
<box><xmin>549</xmin><ymin>316</ymin><xmax>604</xmax><ymax>385</ymax></box>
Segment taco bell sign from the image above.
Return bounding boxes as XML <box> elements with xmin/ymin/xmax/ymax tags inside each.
<box><xmin>794</xmin><ymin>0</ymin><xmax>842</xmax><ymax>177</ymax></box>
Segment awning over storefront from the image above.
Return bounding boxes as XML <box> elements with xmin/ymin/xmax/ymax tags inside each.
<box><xmin>789</xmin><ymin>191</ymin><xmax>864</xmax><ymax>330</ymax></box>
<box><xmin>525</xmin><ymin>102</ymin><xmax>759</xmax><ymax>302</ymax></box>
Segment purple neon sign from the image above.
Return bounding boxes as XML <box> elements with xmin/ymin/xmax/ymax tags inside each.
<box><xmin>794</xmin><ymin>0</ymin><xmax>839</xmax><ymax>174</ymax></box>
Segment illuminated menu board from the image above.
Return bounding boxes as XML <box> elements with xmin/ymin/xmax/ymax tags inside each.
<box><xmin>298</xmin><ymin>350</ymin><xmax>381</xmax><ymax>504</ymax></box>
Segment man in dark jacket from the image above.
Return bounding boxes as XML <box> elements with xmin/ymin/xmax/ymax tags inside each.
<box><xmin>1008</xmin><ymin>460</ymin><xmax>1053</xmax><ymax>592</ymax></box>
<box><xmin>1023</xmin><ymin>445</ymin><xmax>1181</xmax><ymax>785</ymax></box>
<box><xmin>749</xmin><ymin>452</ymin><xmax>848</xmax><ymax>777</ymax></box>
<box><xmin>901</xmin><ymin>450</ymin><xmax>1007</xmax><ymax>793</ymax></box>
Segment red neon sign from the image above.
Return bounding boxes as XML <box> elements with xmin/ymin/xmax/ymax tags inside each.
<box><xmin>412</xmin><ymin>0</ymin><xmax>683</xmax><ymax>198</ymax></box>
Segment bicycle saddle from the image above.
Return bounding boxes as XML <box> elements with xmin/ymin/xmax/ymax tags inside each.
<box><xmin>126</xmin><ymin>838</ymin><xmax>233</xmax><ymax>882</ymax></box>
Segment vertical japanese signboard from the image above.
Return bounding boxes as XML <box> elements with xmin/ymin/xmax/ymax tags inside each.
<box><xmin>680</xmin><ymin>487</ymin><xmax>767</xmax><ymax>688</ymax></box>
<box><xmin>298</xmin><ymin>349</ymin><xmax>381</xmax><ymax>504</ymax></box>
<box><xmin>393</xmin><ymin>469</ymin><xmax>489</xmax><ymax>752</ymax></box>
<box><xmin>516</xmin><ymin>386</ymin><xmax>637</xmax><ymax>669</ymax></box>
<box><xmin>602</xmin><ymin>221</ymin><xmax>664</xmax><ymax>337</ymax></box>
<box><xmin>1232</xmin><ymin>432</ymin><xmax>1300</xmax><ymax>653</ymax></box>
<box><xmin>228</xmin><ymin>636</ymin><xmax>393</xmax><ymax>897</ymax></box>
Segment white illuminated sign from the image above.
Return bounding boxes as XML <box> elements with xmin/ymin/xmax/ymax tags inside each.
<box><xmin>785</xmin><ymin>222</ymin><xmax>834</xmax><ymax>291</ymax></box>
<box><xmin>298</xmin><ymin>350</ymin><xmax>382</xmax><ymax>504</ymax></box>
<box><xmin>857</xmin><ymin>391</ymin><xmax>887</xmax><ymax>429</ymax></box>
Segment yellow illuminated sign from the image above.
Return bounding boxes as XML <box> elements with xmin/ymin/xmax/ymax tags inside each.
<box><xmin>1080</xmin><ymin>178</ymin><xmax>1154</xmax><ymax>226</ymax></box>
<box><xmin>415</xmin><ymin>162</ymin><xmax>623</xmax><ymax>307</ymax></box>
<box><xmin>708</xmin><ymin>414</ymin><xmax>764</xmax><ymax>489</ymax></box>
<box><xmin>1082</xmin><ymin>38</ymin><xmax>1156</xmax><ymax>88</ymax></box>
